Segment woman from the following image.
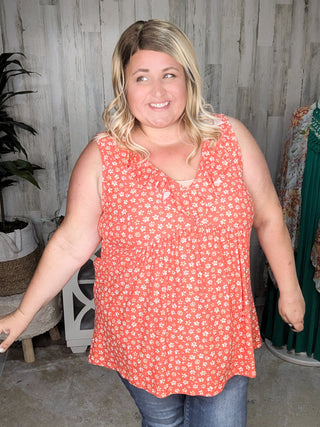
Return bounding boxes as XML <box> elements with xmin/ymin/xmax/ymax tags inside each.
<box><xmin>0</xmin><ymin>20</ymin><xmax>304</xmax><ymax>427</ymax></box>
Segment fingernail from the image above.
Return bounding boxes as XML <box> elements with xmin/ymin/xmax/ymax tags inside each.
<box><xmin>0</xmin><ymin>347</ymin><xmax>5</xmax><ymax>353</ymax></box>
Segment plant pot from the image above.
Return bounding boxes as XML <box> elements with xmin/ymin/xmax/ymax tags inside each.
<box><xmin>0</xmin><ymin>217</ymin><xmax>41</xmax><ymax>297</ymax></box>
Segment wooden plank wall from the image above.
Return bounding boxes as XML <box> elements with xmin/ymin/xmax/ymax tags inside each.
<box><xmin>0</xmin><ymin>0</ymin><xmax>319</xmax><ymax>299</ymax></box>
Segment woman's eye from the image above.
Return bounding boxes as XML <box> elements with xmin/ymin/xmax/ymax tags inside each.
<box><xmin>164</xmin><ymin>73</ymin><xmax>175</xmax><ymax>79</ymax></box>
<box><xmin>136</xmin><ymin>76</ymin><xmax>147</xmax><ymax>82</ymax></box>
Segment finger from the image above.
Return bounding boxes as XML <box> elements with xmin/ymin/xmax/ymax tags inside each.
<box><xmin>290</xmin><ymin>321</ymin><xmax>304</xmax><ymax>332</ymax></box>
<box><xmin>0</xmin><ymin>342</ymin><xmax>11</xmax><ymax>353</ymax></box>
<box><xmin>0</xmin><ymin>334</ymin><xmax>13</xmax><ymax>353</ymax></box>
<box><xmin>279</xmin><ymin>312</ymin><xmax>290</xmax><ymax>325</ymax></box>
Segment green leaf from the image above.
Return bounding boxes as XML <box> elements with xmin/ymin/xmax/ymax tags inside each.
<box><xmin>0</xmin><ymin>118</ymin><xmax>37</xmax><ymax>135</ymax></box>
<box><xmin>0</xmin><ymin>52</ymin><xmax>36</xmax><ymax>96</ymax></box>
<box><xmin>0</xmin><ymin>134</ymin><xmax>27</xmax><ymax>156</ymax></box>
<box><xmin>0</xmin><ymin>178</ymin><xmax>17</xmax><ymax>191</ymax></box>
<box><xmin>0</xmin><ymin>90</ymin><xmax>35</xmax><ymax>105</ymax></box>
<box><xmin>0</xmin><ymin>52</ymin><xmax>42</xmax><ymax>224</ymax></box>
<box><xmin>0</xmin><ymin>159</ymin><xmax>42</xmax><ymax>189</ymax></box>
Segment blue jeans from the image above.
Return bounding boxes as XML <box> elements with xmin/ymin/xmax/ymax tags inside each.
<box><xmin>119</xmin><ymin>374</ymin><xmax>249</xmax><ymax>427</ymax></box>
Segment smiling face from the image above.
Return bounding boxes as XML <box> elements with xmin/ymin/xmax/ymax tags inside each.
<box><xmin>125</xmin><ymin>50</ymin><xmax>188</xmax><ymax>134</ymax></box>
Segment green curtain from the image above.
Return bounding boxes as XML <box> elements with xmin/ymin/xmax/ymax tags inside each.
<box><xmin>262</xmin><ymin>106</ymin><xmax>320</xmax><ymax>360</ymax></box>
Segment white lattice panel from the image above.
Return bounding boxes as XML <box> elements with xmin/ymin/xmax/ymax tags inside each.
<box><xmin>62</xmin><ymin>250</ymin><xmax>99</xmax><ymax>353</ymax></box>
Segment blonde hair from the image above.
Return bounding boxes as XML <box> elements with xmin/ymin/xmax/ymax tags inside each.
<box><xmin>102</xmin><ymin>19</ymin><xmax>221</xmax><ymax>159</ymax></box>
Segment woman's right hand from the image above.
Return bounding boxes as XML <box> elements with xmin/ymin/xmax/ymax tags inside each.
<box><xmin>0</xmin><ymin>309</ymin><xmax>31</xmax><ymax>353</ymax></box>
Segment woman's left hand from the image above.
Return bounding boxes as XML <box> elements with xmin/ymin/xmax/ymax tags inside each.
<box><xmin>278</xmin><ymin>287</ymin><xmax>305</xmax><ymax>332</ymax></box>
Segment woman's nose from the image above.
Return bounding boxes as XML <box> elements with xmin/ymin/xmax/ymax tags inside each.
<box><xmin>151</xmin><ymin>79</ymin><xmax>166</xmax><ymax>97</ymax></box>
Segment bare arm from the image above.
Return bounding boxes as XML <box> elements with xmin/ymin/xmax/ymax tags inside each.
<box><xmin>0</xmin><ymin>139</ymin><xmax>102</xmax><ymax>352</ymax></box>
<box><xmin>228</xmin><ymin>117</ymin><xmax>305</xmax><ymax>332</ymax></box>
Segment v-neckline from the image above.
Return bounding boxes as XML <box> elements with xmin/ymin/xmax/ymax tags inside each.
<box><xmin>140</xmin><ymin>140</ymin><xmax>209</xmax><ymax>189</ymax></box>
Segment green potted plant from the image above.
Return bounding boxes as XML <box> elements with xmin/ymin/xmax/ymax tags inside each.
<box><xmin>0</xmin><ymin>52</ymin><xmax>42</xmax><ymax>297</ymax></box>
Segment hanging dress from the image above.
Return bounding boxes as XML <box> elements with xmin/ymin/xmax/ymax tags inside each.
<box><xmin>262</xmin><ymin>102</ymin><xmax>320</xmax><ymax>360</ymax></box>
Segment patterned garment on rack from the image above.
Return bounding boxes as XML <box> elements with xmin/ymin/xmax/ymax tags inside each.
<box><xmin>277</xmin><ymin>102</ymin><xmax>320</xmax><ymax>290</ymax></box>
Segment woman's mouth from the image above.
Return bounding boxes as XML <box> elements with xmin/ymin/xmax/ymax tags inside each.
<box><xmin>149</xmin><ymin>101</ymin><xmax>170</xmax><ymax>109</ymax></box>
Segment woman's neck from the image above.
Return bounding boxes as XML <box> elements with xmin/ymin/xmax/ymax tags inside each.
<box><xmin>131</xmin><ymin>124</ymin><xmax>201</xmax><ymax>181</ymax></box>
<box><xmin>133</xmin><ymin>123</ymin><xmax>193</xmax><ymax>150</ymax></box>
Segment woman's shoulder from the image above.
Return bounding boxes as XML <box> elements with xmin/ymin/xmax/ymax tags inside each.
<box><xmin>92</xmin><ymin>131</ymin><xmax>115</xmax><ymax>147</ymax></box>
<box><xmin>212</xmin><ymin>113</ymin><xmax>239</xmax><ymax>134</ymax></box>
<box><xmin>217</xmin><ymin>115</ymin><xmax>252</xmax><ymax>143</ymax></box>
<box><xmin>210</xmin><ymin>114</ymin><xmax>241</xmax><ymax>142</ymax></box>
<box><xmin>91</xmin><ymin>132</ymin><xmax>124</xmax><ymax>159</ymax></box>
<box><xmin>215</xmin><ymin>114</ymin><xmax>240</xmax><ymax>129</ymax></box>
<box><xmin>90</xmin><ymin>131</ymin><xmax>131</xmax><ymax>169</ymax></box>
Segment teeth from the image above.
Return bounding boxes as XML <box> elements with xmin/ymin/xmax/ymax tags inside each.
<box><xmin>150</xmin><ymin>101</ymin><xmax>169</xmax><ymax>108</ymax></box>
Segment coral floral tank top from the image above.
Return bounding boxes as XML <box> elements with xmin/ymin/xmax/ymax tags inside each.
<box><xmin>88</xmin><ymin>114</ymin><xmax>261</xmax><ymax>397</ymax></box>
